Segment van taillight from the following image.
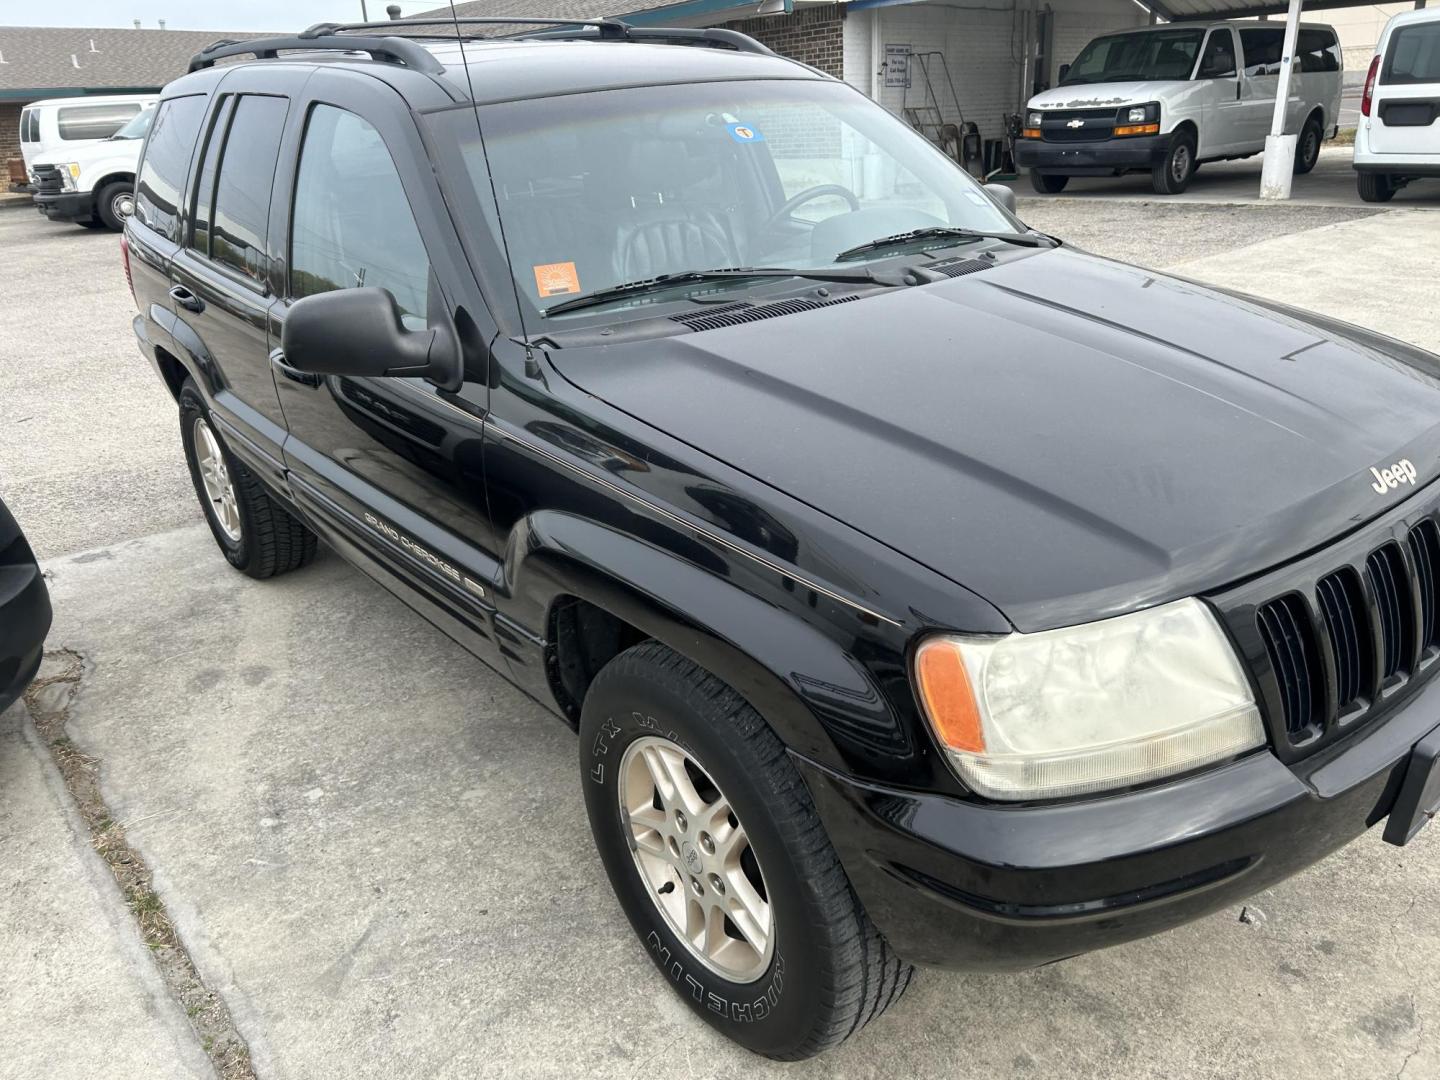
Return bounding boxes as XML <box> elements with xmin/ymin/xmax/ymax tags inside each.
<box><xmin>120</xmin><ymin>232</ymin><xmax>135</xmax><ymax>305</ymax></box>
<box><xmin>1361</xmin><ymin>54</ymin><xmax>1381</xmax><ymax>117</ymax></box>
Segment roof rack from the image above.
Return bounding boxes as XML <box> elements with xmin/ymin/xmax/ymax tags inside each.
<box><xmin>188</xmin><ymin>17</ymin><xmax>775</xmax><ymax>75</ymax></box>
<box><xmin>188</xmin><ymin>33</ymin><xmax>446</xmax><ymax>73</ymax></box>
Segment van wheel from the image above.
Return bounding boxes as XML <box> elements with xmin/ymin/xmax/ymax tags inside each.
<box><xmin>579</xmin><ymin>641</ymin><xmax>913</xmax><ymax>1059</ymax></box>
<box><xmin>1357</xmin><ymin>172</ymin><xmax>1396</xmax><ymax>203</ymax></box>
<box><xmin>1151</xmin><ymin>131</ymin><xmax>1197</xmax><ymax>194</ymax></box>
<box><xmin>95</xmin><ymin>180</ymin><xmax>134</xmax><ymax>232</ymax></box>
<box><xmin>1029</xmin><ymin>171</ymin><xmax>1069</xmax><ymax>194</ymax></box>
<box><xmin>1294</xmin><ymin>116</ymin><xmax>1323</xmax><ymax>174</ymax></box>
<box><xmin>178</xmin><ymin>380</ymin><xmax>317</xmax><ymax>579</ymax></box>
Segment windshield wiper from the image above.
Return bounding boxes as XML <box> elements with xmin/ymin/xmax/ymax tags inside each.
<box><xmin>835</xmin><ymin>227</ymin><xmax>1051</xmax><ymax>262</ymax></box>
<box><xmin>541</xmin><ymin>266</ymin><xmax>892</xmax><ymax>317</ymax></box>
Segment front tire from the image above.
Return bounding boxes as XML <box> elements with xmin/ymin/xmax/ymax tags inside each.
<box><xmin>179</xmin><ymin>380</ymin><xmax>317</xmax><ymax>579</ymax></box>
<box><xmin>1029</xmin><ymin>170</ymin><xmax>1069</xmax><ymax>194</ymax></box>
<box><xmin>1152</xmin><ymin>130</ymin><xmax>1197</xmax><ymax>194</ymax></box>
<box><xmin>1357</xmin><ymin>172</ymin><xmax>1397</xmax><ymax>203</ymax></box>
<box><xmin>580</xmin><ymin>641</ymin><xmax>912</xmax><ymax>1059</ymax></box>
<box><xmin>95</xmin><ymin>180</ymin><xmax>134</xmax><ymax>232</ymax></box>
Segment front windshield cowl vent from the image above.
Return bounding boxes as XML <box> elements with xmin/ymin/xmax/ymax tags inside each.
<box><xmin>928</xmin><ymin>257</ymin><xmax>993</xmax><ymax>279</ymax></box>
<box><xmin>670</xmin><ymin>294</ymin><xmax>860</xmax><ymax>333</ymax></box>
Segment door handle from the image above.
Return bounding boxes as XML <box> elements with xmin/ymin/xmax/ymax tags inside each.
<box><xmin>269</xmin><ymin>348</ymin><xmax>323</xmax><ymax>388</ymax></box>
<box><xmin>169</xmin><ymin>284</ymin><xmax>204</xmax><ymax>313</ymax></box>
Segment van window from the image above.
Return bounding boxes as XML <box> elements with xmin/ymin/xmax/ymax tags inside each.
<box><xmin>134</xmin><ymin>95</ymin><xmax>208</xmax><ymax>243</ymax></box>
<box><xmin>290</xmin><ymin>105</ymin><xmax>430</xmax><ymax>323</ymax></box>
<box><xmin>1061</xmin><ymin>29</ymin><xmax>1205</xmax><ymax>85</ymax></box>
<box><xmin>20</xmin><ymin>110</ymin><xmax>38</xmax><ymax>143</ymax></box>
<box><xmin>1197</xmin><ymin>30</ymin><xmax>1237</xmax><ymax>79</ymax></box>
<box><xmin>1382</xmin><ymin>22</ymin><xmax>1440</xmax><ymax>84</ymax></box>
<box><xmin>1240</xmin><ymin>28</ymin><xmax>1285</xmax><ymax>76</ymax></box>
<box><xmin>209</xmin><ymin>95</ymin><xmax>289</xmax><ymax>285</ymax></box>
<box><xmin>1298</xmin><ymin>29</ymin><xmax>1341</xmax><ymax>73</ymax></box>
<box><xmin>57</xmin><ymin>102</ymin><xmax>141</xmax><ymax>141</ymax></box>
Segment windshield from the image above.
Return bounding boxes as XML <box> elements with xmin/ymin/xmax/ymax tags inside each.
<box><xmin>111</xmin><ymin>106</ymin><xmax>155</xmax><ymax>140</ymax></box>
<box><xmin>1061</xmin><ymin>29</ymin><xmax>1205</xmax><ymax>85</ymax></box>
<box><xmin>429</xmin><ymin>79</ymin><xmax>1019</xmax><ymax>319</ymax></box>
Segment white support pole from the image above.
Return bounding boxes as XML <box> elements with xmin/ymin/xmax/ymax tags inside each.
<box><xmin>1259</xmin><ymin>0</ymin><xmax>1305</xmax><ymax>198</ymax></box>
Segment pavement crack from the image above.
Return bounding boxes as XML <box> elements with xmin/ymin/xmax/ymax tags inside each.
<box><xmin>25</xmin><ymin>649</ymin><xmax>259</xmax><ymax>1080</ymax></box>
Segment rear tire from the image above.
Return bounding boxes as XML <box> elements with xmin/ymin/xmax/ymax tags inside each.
<box><xmin>1294</xmin><ymin>116</ymin><xmax>1323</xmax><ymax>174</ymax></box>
<box><xmin>1357</xmin><ymin>172</ymin><xmax>1397</xmax><ymax>203</ymax></box>
<box><xmin>95</xmin><ymin>180</ymin><xmax>133</xmax><ymax>232</ymax></box>
<box><xmin>1151</xmin><ymin>131</ymin><xmax>1197</xmax><ymax>194</ymax></box>
<box><xmin>1028</xmin><ymin>171</ymin><xmax>1069</xmax><ymax>194</ymax></box>
<box><xmin>579</xmin><ymin>641</ymin><xmax>913</xmax><ymax>1059</ymax></box>
<box><xmin>179</xmin><ymin>380</ymin><xmax>317</xmax><ymax>580</ymax></box>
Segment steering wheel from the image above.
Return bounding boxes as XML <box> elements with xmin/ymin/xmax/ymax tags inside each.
<box><xmin>762</xmin><ymin>184</ymin><xmax>861</xmax><ymax>230</ymax></box>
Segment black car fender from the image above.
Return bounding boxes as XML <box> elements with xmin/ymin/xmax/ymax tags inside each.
<box><xmin>501</xmin><ymin>509</ymin><xmax>910</xmax><ymax>777</ymax></box>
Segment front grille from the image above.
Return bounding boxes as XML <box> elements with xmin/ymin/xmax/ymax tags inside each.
<box><xmin>1236</xmin><ymin>508</ymin><xmax>1440</xmax><ymax>757</ymax></box>
<box><xmin>32</xmin><ymin>164</ymin><xmax>62</xmax><ymax>194</ymax></box>
<box><xmin>1039</xmin><ymin>108</ymin><xmax>1118</xmax><ymax>143</ymax></box>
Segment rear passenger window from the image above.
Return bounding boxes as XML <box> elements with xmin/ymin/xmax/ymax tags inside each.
<box><xmin>1383</xmin><ymin>23</ymin><xmax>1440</xmax><ymax>84</ymax></box>
<box><xmin>208</xmin><ymin>95</ymin><xmax>289</xmax><ymax>285</ymax></box>
<box><xmin>189</xmin><ymin>97</ymin><xmax>236</xmax><ymax>261</ymax></box>
<box><xmin>134</xmin><ymin>95</ymin><xmax>208</xmax><ymax>243</ymax></box>
<box><xmin>1298</xmin><ymin>29</ymin><xmax>1341</xmax><ymax>74</ymax></box>
<box><xmin>290</xmin><ymin>105</ymin><xmax>429</xmax><ymax>324</ymax></box>
<box><xmin>1240</xmin><ymin>28</ymin><xmax>1284</xmax><ymax>76</ymax></box>
<box><xmin>57</xmin><ymin>102</ymin><xmax>140</xmax><ymax>141</ymax></box>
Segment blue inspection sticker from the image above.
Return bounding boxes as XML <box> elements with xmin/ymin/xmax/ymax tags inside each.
<box><xmin>727</xmin><ymin>123</ymin><xmax>765</xmax><ymax>144</ymax></box>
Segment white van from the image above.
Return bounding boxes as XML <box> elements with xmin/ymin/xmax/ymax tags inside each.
<box><xmin>18</xmin><ymin>94</ymin><xmax>158</xmax><ymax>174</ymax></box>
<box><xmin>1354</xmin><ymin>8</ymin><xmax>1440</xmax><ymax>201</ymax></box>
<box><xmin>1017</xmin><ymin>22</ymin><xmax>1342</xmax><ymax>195</ymax></box>
<box><xmin>31</xmin><ymin>105</ymin><xmax>154</xmax><ymax>230</ymax></box>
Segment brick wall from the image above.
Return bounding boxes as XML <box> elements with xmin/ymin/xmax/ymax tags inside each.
<box><xmin>723</xmin><ymin>3</ymin><xmax>845</xmax><ymax>78</ymax></box>
<box><xmin>0</xmin><ymin>103</ymin><xmax>24</xmax><ymax>166</ymax></box>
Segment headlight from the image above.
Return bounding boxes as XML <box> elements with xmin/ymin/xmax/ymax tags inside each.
<box><xmin>1028</xmin><ymin>111</ymin><xmax>1044</xmax><ymax>127</ymax></box>
<box><xmin>913</xmin><ymin>598</ymin><xmax>1264</xmax><ymax>800</ymax></box>
<box><xmin>1123</xmin><ymin>102</ymin><xmax>1160</xmax><ymax>124</ymax></box>
<box><xmin>60</xmin><ymin>163</ymin><xmax>81</xmax><ymax>192</ymax></box>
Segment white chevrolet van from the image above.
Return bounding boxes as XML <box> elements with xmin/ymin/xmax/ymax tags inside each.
<box><xmin>1354</xmin><ymin>8</ymin><xmax>1440</xmax><ymax>201</ymax></box>
<box><xmin>1017</xmin><ymin>22</ymin><xmax>1342</xmax><ymax>195</ymax></box>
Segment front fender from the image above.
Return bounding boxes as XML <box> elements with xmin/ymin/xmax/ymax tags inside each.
<box><xmin>498</xmin><ymin>510</ymin><xmax>922</xmax><ymax>779</ymax></box>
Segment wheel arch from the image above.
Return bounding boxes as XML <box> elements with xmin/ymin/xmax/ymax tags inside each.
<box><xmin>504</xmin><ymin>510</ymin><xmax>913</xmax><ymax>776</ymax></box>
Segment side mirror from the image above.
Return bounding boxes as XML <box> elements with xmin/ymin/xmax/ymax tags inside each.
<box><xmin>1057</xmin><ymin>63</ymin><xmax>1070</xmax><ymax>83</ymax></box>
<box><xmin>280</xmin><ymin>287</ymin><xmax>458</xmax><ymax>384</ymax></box>
<box><xmin>984</xmin><ymin>183</ymin><xmax>1017</xmax><ymax>214</ymax></box>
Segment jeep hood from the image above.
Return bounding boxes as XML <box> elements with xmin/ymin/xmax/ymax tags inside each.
<box><xmin>545</xmin><ymin>249</ymin><xmax>1440</xmax><ymax>631</ymax></box>
<box><xmin>1028</xmin><ymin>82</ymin><xmax>1179</xmax><ymax>111</ymax></box>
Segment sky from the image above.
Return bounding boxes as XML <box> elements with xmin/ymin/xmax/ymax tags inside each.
<box><xmin>0</xmin><ymin>1</ymin><xmax>442</xmax><ymax>32</ymax></box>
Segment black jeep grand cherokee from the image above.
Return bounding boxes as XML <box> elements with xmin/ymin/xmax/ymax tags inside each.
<box><xmin>125</xmin><ymin>17</ymin><xmax>1440</xmax><ymax>1059</ymax></box>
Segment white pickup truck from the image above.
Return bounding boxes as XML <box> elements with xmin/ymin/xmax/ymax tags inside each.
<box><xmin>31</xmin><ymin>105</ymin><xmax>154</xmax><ymax>231</ymax></box>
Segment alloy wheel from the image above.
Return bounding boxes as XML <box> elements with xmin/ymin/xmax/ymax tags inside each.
<box><xmin>618</xmin><ymin>735</ymin><xmax>774</xmax><ymax>983</ymax></box>
<box><xmin>193</xmin><ymin>417</ymin><xmax>241</xmax><ymax>542</ymax></box>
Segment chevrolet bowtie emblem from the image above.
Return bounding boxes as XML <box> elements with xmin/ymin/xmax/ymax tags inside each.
<box><xmin>1067</xmin><ymin>118</ymin><xmax>1085</xmax><ymax>128</ymax></box>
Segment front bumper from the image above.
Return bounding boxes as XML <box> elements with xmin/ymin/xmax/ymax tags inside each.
<box><xmin>0</xmin><ymin>503</ymin><xmax>52</xmax><ymax>716</ymax></box>
<box><xmin>797</xmin><ymin>670</ymin><xmax>1440</xmax><ymax>971</ymax></box>
<box><xmin>35</xmin><ymin>190</ymin><xmax>95</xmax><ymax>223</ymax></box>
<box><xmin>1015</xmin><ymin>133</ymin><xmax>1169</xmax><ymax>174</ymax></box>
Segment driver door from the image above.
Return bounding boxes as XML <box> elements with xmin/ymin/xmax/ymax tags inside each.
<box><xmin>1196</xmin><ymin>28</ymin><xmax>1244</xmax><ymax>156</ymax></box>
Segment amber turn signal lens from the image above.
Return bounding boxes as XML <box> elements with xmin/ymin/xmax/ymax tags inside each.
<box><xmin>1114</xmin><ymin>123</ymin><xmax>1160</xmax><ymax>137</ymax></box>
<box><xmin>914</xmin><ymin>639</ymin><xmax>986</xmax><ymax>754</ymax></box>
<box><xmin>1022</xmin><ymin>127</ymin><xmax>1042</xmax><ymax>139</ymax></box>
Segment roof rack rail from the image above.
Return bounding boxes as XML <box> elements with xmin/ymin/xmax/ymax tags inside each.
<box><xmin>302</xmin><ymin>17</ymin><xmax>775</xmax><ymax>56</ymax></box>
<box><xmin>187</xmin><ymin>33</ymin><xmax>446</xmax><ymax>74</ymax></box>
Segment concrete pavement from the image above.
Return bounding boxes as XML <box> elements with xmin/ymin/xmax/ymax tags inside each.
<box><xmin>0</xmin><ymin>702</ymin><xmax>214</xmax><ymax>1080</ymax></box>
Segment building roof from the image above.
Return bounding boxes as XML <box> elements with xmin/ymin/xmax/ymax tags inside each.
<box><xmin>410</xmin><ymin>0</ymin><xmax>680</xmax><ymax>31</ymax></box>
<box><xmin>0</xmin><ymin>26</ymin><xmax>262</xmax><ymax>96</ymax></box>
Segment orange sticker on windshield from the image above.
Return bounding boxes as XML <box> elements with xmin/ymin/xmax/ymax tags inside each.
<box><xmin>534</xmin><ymin>261</ymin><xmax>581</xmax><ymax>298</ymax></box>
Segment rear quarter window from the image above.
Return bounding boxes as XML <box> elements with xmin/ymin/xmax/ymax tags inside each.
<box><xmin>134</xmin><ymin>95</ymin><xmax>209</xmax><ymax>243</ymax></box>
<box><xmin>1298</xmin><ymin>29</ymin><xmax>1341</xmax><ymax>74</ymax></box>
<box><xmin>57</xmin><ymin>102</ymin><xmax>141</xmax><ymax>141</ymax></box>
<box><xmin>1383</xmin><ymin>22</ymin><xmax>1440</xmax><ymax>84</ymax></box>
